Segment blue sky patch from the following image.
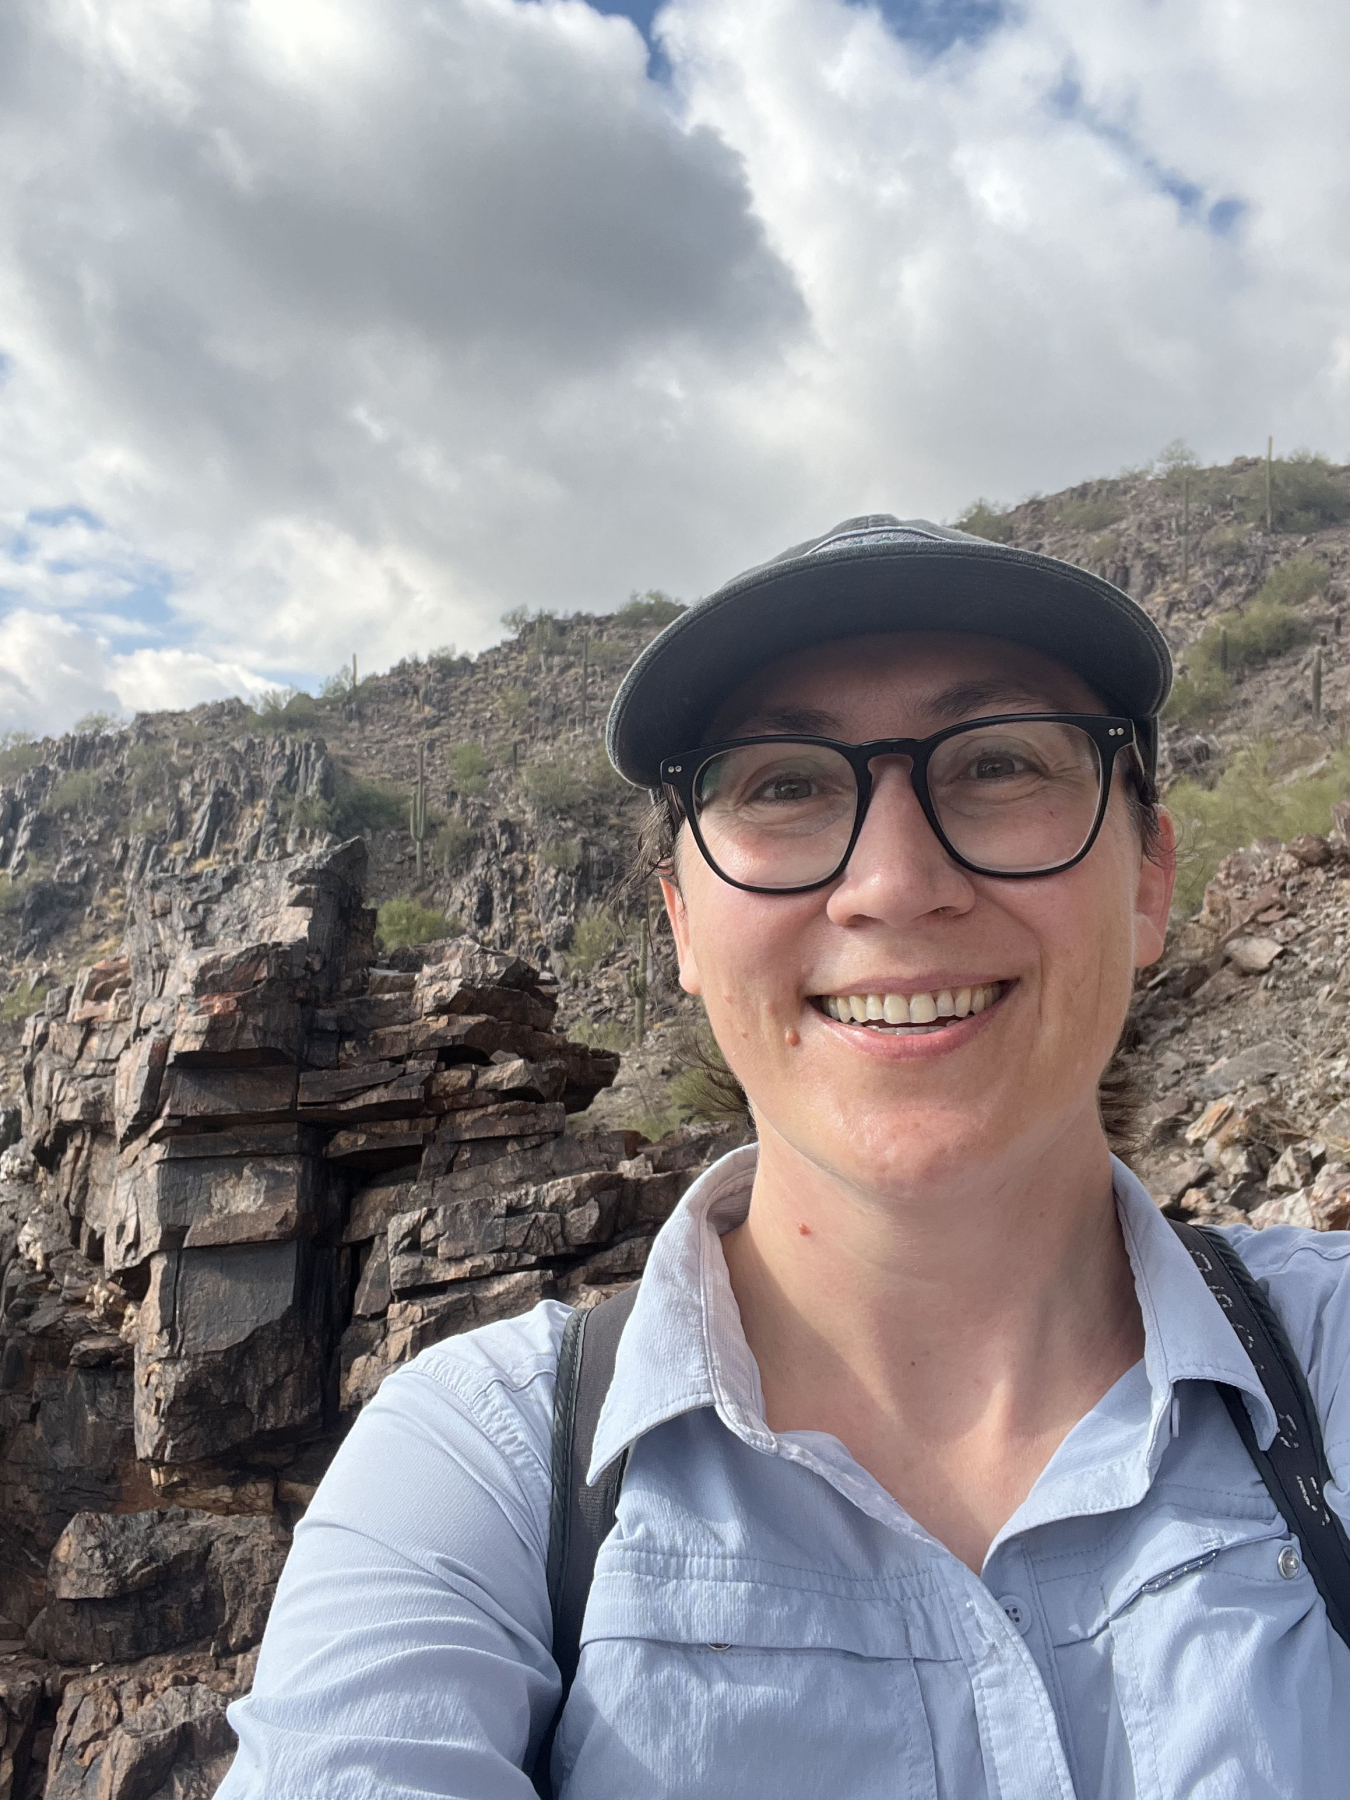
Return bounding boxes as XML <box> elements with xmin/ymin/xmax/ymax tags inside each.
<box><xmin>27</xmin><ymin>503</ymin><xmax>104</xmax><ymax>531</ymax></box>
<box><xmin>587</xmin><ymin>0</ymin><xmax>1007</xmax><ymax>61</ymax></box>
<box><xmin>864</xmin><ymin>0</ymin><xmax>1006</xmax><ymax>57</ymax></box>
<box><xmin>1049</xmin><ymin>72</ymin><xmax>1246</xmax><ymax>238</ymax></box>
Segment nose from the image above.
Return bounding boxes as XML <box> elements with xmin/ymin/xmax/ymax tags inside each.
<box><xmin>824</xmin><ymin>755</ymin><xmax>975</xmax><ymax>926</ymax></box>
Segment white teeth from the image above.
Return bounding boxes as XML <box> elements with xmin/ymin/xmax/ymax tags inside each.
<box><xmin>824</xmin><ymin>983</ymin><xmax>1004</xmax><ymax>1026</ymax></box>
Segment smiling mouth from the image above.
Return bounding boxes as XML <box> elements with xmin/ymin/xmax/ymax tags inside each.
<box><xmin>813</xmin><ymin>982</ymin><xmax>1006</xmax><ymax>1032</ymax></box>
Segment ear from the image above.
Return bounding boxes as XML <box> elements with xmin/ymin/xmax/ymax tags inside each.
<box><xmin>658</xmin><ymin>872</ymin><xmax>703</xmax><ymax>997</ymax></box>
<box><xmin>1133</xmin><ymin>808</ymin><xmax>1176</xmax><ymax>970</ymax></box>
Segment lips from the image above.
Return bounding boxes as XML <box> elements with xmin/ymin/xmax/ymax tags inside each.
<box><xmin>815</xmin><ymin>982</ymin><xmax>1004</xmax><ymax>1028</ymax></box>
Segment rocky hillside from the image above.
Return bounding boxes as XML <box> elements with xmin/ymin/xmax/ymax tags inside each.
<box><xmin>2</xmin><ymin>450</ymin><xmax>1350</xmax><ymax>1793</ymax></box>
<box><xmin>0</xmin><ymin>838</ymin><xmax>747</xmax><ymax>1794</ymax></box>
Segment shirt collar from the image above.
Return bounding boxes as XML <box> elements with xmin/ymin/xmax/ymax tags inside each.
<box><xmin>588</xmin><ymin>1146</ymin><xmax>1277</xmax><ymax>1483</ymax></box>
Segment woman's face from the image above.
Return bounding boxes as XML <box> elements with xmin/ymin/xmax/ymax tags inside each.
<box><xmin>662</xmin><ymin>632</ymin><xmax>1175</xmax><ymax>1196</ymax></box>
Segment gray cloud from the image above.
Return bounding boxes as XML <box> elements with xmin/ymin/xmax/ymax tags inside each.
<box><xmin>1</xmin><ymin>0</ymin><xmax>1348</xmax><ymax>731</ymax></box>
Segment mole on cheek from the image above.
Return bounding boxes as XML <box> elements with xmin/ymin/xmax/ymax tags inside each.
<box><xmin>783</xmin><ymin>1028</ymin><xmax>801</xmax><ymax>1048</ymax></box>
<box><xmin>798</xmin><ymin>1223</ymin><xmax>812</xmax><ymax>1237</ymax></box>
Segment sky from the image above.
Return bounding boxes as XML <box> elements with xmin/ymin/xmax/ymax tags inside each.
<box><xmin>1</xmin><ymin>0</ymin><xmax>1348</xmax><ymax>733</ymax></box>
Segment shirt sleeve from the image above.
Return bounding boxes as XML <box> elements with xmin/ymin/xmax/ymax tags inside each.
<box><xmin>217</xmin><ymin>1300</ymin><xmax>567</xmax><ymax>1800</ymax></box>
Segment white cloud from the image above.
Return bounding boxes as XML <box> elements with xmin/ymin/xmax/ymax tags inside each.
<box><xmin>0</xmin><ymin>611</ymin><xmax>124</xmax><ymax>735</ymax></box>
<box><xmin>0</xmin><ymin>0</ymin><xmax>1348</xmax><ymax>733</ymax></box>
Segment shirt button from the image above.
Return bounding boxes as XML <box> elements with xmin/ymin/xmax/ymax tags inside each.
<box><xmin>998</xmin><ymin>1595</ymin><xmax>1031</xmax><ymax>1634</ymax></box>
<box><xmin>1277</xmin><ymin>1545</ymin><xmax>1301</xmax><ymax>1580</ymax></box>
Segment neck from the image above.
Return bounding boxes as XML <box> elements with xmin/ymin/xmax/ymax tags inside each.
<box><xmin>720</xmin><ymin>1111</ymin><xmax>1145</xmax><ymax>1569</ymax></box>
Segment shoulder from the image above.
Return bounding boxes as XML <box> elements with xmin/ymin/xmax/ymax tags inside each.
<box><xmin>386</xmin><ymin>1296</ymin><xmax>570</xmax><ymax>1442</ymax></box>
<box><xmin>313</xmin><ymin>1299</ymin><xmax>570</xmax><ymax>1552</ymax></box>
<box><xmin>1214</xmin><ymin>1224</ymin><xmax>1350</xmax><ymax>1459</ymax></box>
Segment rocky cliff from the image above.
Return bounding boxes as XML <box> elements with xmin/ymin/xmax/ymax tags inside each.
<box><xmin>0</xmin><ymin>839</ymin><xmax>744</xmax><ymax>1796</ymax></box>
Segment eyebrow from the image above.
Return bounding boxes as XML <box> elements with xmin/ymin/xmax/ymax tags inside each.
<box><xmin>920</xmin><ymin>679</ymin><xmax>1075</xmax><ymax>721</ymax></box>
<box><xmin>718</xmin><ymin>682</ymin><xmax>1083</xmax><ymax>743</ymax></box>
<box><xmin>720</xmin><ymin>704</ymin><xmax>842</xmax><ymax>736</ymax></box>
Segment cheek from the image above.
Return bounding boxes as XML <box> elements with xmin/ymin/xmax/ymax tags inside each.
<box><xmin>680</xmin><ymin>882</ymin><xmax>814</xmax><ymax>1022</ymax></box>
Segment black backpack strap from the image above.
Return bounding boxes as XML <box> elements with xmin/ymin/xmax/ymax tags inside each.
<box><xmin>1171</xmin><ymin>1220</ymin><xmax>1350</xmax><ymax>1645</ymax></box>
<box><xmin>531</xmin><ymin>1284</ymin><xmax>639</xmax><ymax>1798</ymax></box>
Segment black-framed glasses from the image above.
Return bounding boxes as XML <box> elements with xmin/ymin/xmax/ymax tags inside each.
<box><xmin>660</xmin><ymin>714</ymin><xmax>1141</xmax><ymax>894</ymax></box>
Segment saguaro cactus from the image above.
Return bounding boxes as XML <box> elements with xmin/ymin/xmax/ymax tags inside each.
<box><xmin>627</xmin><ymin>906</ymin><xmax>650</xmax><ymax>1046</ymax></box>
<box><xmin>1313</xmin><ymin>646</ymin><xmax>1324</xmax><ymax>724</ymax></box>
<box><xmin>410</xmin><ymin>742</ymin><xmax>428</xmax><ymax>880</ymax></box>
<box><xmin>1181</xmin><ymin>471</ymin><xmax>1190</xmax><ymax>588</ymax></box>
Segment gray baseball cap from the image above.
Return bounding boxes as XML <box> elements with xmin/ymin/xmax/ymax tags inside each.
<box><xmin>606</xmin><ymin>515</ymin><xmax>1172</xmax><ymax>788</ymax></box>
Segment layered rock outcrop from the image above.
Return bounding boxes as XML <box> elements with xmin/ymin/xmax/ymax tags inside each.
<box><xmin>0</xmin><ymin>839</ymin><xmax>741</xmax><ymax>1796</ymax></box>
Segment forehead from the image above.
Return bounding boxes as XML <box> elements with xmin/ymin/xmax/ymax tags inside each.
<box><xmin>706</xmin><ymin>631</ymin><xmax>1106</xmax><ymax>739</ymax></box>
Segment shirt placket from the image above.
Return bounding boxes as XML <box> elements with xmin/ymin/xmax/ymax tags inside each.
<box><xmin>948</xmin><ymin>1564</ymin><xmax>1080</xmax><ymax>1800</ymax></box>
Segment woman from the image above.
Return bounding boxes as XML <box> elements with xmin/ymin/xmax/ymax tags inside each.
<box><xmin>222</xmin><ymin>516</ymin><xmax>1350</xmax><ymax>1798</ymax></box>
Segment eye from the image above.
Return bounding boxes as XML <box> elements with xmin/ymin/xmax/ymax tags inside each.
<box><xmin>969</xmin><ymin>751</ymin><xmax>1028</xmax><ymax>781</ymax></box>
<box><xmin>753</xmin><ymin>772</ymin><xmax>818</xmax><ymax>803</ymax></box>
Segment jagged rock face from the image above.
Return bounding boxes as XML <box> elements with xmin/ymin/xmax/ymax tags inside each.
<box><xmin>0</xmin><ymin>839</ymin><xmax>745</xmax><ymax>1795</ymax></box>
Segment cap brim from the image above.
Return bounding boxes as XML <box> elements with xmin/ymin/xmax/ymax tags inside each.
<box><xmin>607</xmin><ymin>537</ymin><xmax>1171</xmax><ymax>787</ymax></box>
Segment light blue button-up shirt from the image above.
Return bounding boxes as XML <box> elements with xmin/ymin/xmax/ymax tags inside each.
<box><xmin>221</xmin><ymin>1149</ymin><xmax>1350</xmax><ymax>1798</ymax></box>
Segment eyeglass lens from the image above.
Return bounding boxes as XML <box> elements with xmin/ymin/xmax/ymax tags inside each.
<box><xmin>691</xmin><ymin>722</ymin><xmax>1106</xmax><ymax>888</ymax></box>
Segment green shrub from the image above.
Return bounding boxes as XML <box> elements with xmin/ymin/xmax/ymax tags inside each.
<box><xmin>1165</xmin><ymin>578</ymin><xmax>1317</xmax><ymax>726</ymax></box>
<box><xmin>1192</xmin><ymin>597</ymin><xmax>1311</xmax><ymax>676</ymax></box>
<box><xmin>433</xmin><ymin>817</ymin><xmax>477</xmax><ymax>874</ymax></box>
<box><xmin>523</xmin><ymin>760</ymin><xmax>584</xmax><ymax>815</ymax></box>
<box><xmin>72</xmin><ymin>711</ymin><xmax>123</xmax><ymax>736</ymax></box>
<box><xmin>613</xmin><ymin>592</ymin><xmax>684</xmax><ymax>632</ymax></box>
<box><xmin>954</xmin><ymin>500</ymin><xmax>1014</xmax><ymax>543</ymax></box>
<box><xmin>568</xmin><ymin>1014</ymin><xmax>630</xmax><ymax>1053</ymax></box>
<box><xmin>126</xmin><ymin>744</ymin><xmax>177</xmax><ymax>805</ymax></box>
<box><xmin>1053</xmin><ymin>492</ymin><xmax>1125</xmax><ymax>533</ymax></box>
<box><xmin>1168</xmin><ymin>739</ymin><xmax>1350</xmax><ymax>914</ymax></box>
<box><xmin>498</xmin><ymin>687</ymin><xmax>533</xmax><ymax>730</ymax></box>
<box><xmin>1</xmin><ymin>977</ymin><xmax>47</xmax><ymax>1022</ymax></box>
<box><xmin>1204</xmin><ymin>521</ymin><xmax>1255</xmax><ymax>565</ymax></box>
<box><xmin>288</xmin><ymin>792</ymin><xmax>338</xmax><ymax>835</ymax></box>
<box><xmin>540</xmin><ymin>839</ymin><xmax>582</xmax><ymax>871</ymax></box>
<box><xmin>566</xmin><ymin>909</ymin><xmax>620</xmax><ymax>973</ymax></box>
<box><xmin>523</xmin><ymin>746</ymin><xmax>625</xmax><ymax>818</ymax></box>
<box><xmin>319</xmin><ymin>667</ymin><xmax>357</xmax><ymax>700</ymax></box>
<box><xmin>255</xmin><ymin>687</ymin><xmax>323</xmax><ymax>730</ymax></box>
<box><xmin>589</xmin><ymin>637</ymin><xmax>630</xmax><ymax>673</ymax></box>
<box><xmin>330</xmin><ymin>767</ymin><xmax>405</xmax><ymax>836</ymax></box>
<box><xmin>376</xmin><ymin>897</ymin><xmax>456</xmax><ymax>951</ymax></box>
<box><xmin>0</xmin><ymin>877</ymin><xmax>29</xmax><ymax>918</ymax></box>
<box><xmin>1153</xmin><ymin>440</ymin><xmax>1200</xmax><ymax>487</ymax></box>
<box><xmin>1242</xmin><ymin>453</ymin><xmax>1350</xmax><ymax>533</ymax></box>
<box><xmin>502</xmin><ymin>608</ymin><xmax>567</xmax><ymax>654</ymax></box>
<box><xmin>1162</xmin><ymin>666</ymin><xmax>1231</xmax><ymax>727</ymax></box>
<box><xmin>48</xmin><ymin>769</ymin><xmax>104</xmax><ymax>817</ymax></box>
<box><xmin>0</xmin><ymin>735</ymin><xmax>40</xmax><ymax>785</ymax></box>
<box><xmin>448</xmin><ymin>743</ymin><xmax>490</xmax><ymax>797</ymax></box>
<box><xmin>1088</xmin><ymin>533</ymin><xmax>1121</xmax><ymax>568</ymax></box>
<box><xmin>1255</xmin><ymin>557</ymin><xmax>1330</xmax><ymax>608</ymax></box>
